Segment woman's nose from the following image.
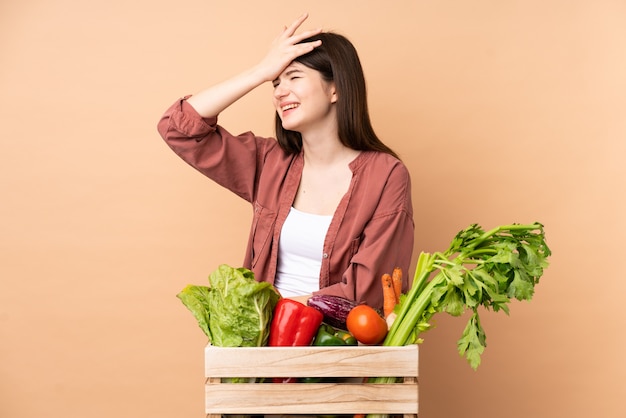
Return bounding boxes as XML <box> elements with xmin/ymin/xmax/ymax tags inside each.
<box><xmin>273</xmin><ymin>84</ymin><xmax>288</xmax><ymax>99</ymax></box>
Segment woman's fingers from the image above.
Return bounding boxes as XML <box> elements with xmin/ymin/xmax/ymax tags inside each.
<box><xmin>283</xmin><ymin>12</ymin><xmax>310</xmax><ymax>37</ymax></box>
<box><xmin>256</xmin><ymin>13</ymin><xmax>322</xmax><ymax>81</ymax></box>
<box><xmin>281</xmin><ymin>13</ymin><xmax>322</xmax><ymax>42</ymax></box>
<box><xmin>291</xmin><ymin>28</ymin><xmax>323</xmax><ymax>44</ymax></box>
<box><xmin>279</xmin><ymin>14</ymin><xmax>322</xmax><ymax>56</ymax></box>
<box><xmin>292</xmin><ymin>39</ymin><xmax>322</xmax><ymax>57</ymax></box>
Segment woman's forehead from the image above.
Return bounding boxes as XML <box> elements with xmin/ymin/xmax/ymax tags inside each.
<box><xmin>282</xmin><ymin>62</ymin><xmax>307</xmax><ymax>74</ymax></box>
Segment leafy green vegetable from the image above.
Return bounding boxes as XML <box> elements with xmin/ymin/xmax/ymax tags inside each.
<box><xmin>384</xmin><ymin>222</ymin><xmax>551</xmax><ymax>369</ymax></box>
<box><xmin>177</xmin><ymin>264</ymin><xmax>281</xmax><ymax>347</ymax></box>
<box><xmin>176</xmin><ymin>285</ymin><xmax>212</xmax><ymax>337</ymax></box>
<box><xmin>367</xmin><ymin>223</ymin><xmax>550</xmax><ymax>417</ymax></box>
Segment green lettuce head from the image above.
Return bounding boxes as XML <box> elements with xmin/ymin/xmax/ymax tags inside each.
<box><xmin>177</xmin><ymin>264</ymin><xmax>281</xmax><ymax>347</ymax></box>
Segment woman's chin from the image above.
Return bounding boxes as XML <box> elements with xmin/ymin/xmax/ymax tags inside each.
<box><xmin>281</xmin><ymin>121</ymin><xmax>300</xmax><ymax>132</ymax></box>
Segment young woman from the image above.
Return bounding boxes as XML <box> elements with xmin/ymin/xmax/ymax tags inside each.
<box><xmin>157</xmin><ymin>14</ymin><xmax>414</xmax><ymax>311</ymax></box>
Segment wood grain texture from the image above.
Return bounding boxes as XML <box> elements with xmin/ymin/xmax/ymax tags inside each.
<box><xmin>205</xmin><ymin>345</ymin><xmax>419</xmax><ymax>416</ymax></box>
<box><xmin>205</xmin><ymin>345</ymin><xmax>418</xmax><ymax>377</ymax></box>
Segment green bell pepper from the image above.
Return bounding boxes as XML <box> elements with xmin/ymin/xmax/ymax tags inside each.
<box><xmin>313</xmin><ymin>324</ymin><xmax>358</xmax><ymax>346</ymax></box>
<box><xmin>301</xmin><ymin>325</ymin><xmax>357</xmax><ymax>384</ymax></box>
<box><xmin>334</xmin><ymin>329</ymin><xmax>358</xmax><ymax>346</ymax></box>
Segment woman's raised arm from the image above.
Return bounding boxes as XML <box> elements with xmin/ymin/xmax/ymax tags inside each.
<box><xmin>186</xmin><ymin>13</ymin><xmax>322</xmax><ymax>118</ymax></box>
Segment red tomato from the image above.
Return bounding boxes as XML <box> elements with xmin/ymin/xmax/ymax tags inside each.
<box><xmin>346</xmin><ymin>305</ymin><xmax>388</xmax><ymax>345</ymax></box>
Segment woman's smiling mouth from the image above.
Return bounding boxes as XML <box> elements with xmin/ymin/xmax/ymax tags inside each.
<box><xmin>281</xmin><ymin>103</ymin><xmax>300</xmax><ymax>114</ymax></box>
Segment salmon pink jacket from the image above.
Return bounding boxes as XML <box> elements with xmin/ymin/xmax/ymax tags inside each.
<box><xmin>157</xmin><ymin>97</ymin><xmax>415</xmax><ymax>310</ymax></box>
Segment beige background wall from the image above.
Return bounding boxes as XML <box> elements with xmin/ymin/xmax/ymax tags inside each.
<box><xmin>1</xmin><ymin>1</ymin><xmax>624</xmax><ymax>417</ymax></box>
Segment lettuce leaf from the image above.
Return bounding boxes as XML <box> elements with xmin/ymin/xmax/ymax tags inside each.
<box><xmin>176</xmin><ymin>284</ymin><xmax>212</xmax><ymax>338</ymax></box>
<box><xmin>177</xmin><ymin>264</ymin><xmax>280</xmax><ymax>347</ymax></box>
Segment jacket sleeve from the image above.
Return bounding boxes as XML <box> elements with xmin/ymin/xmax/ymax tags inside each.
<box><xmin>314</xmin><ymin>163</ymin><xmax>415</xmax><ymax>311</ymax></box>
<box><xmin>156</xmin><ymin>97</ymin><xmax>273</xmax><ymax>203</ymax></box>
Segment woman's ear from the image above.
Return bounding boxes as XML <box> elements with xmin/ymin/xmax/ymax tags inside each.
<box><xmin>330</xmin><ymin>83</ymin><xmax>338</xmax><ymax>104</ymax></box>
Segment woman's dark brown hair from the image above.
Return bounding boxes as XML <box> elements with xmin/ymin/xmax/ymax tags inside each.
<box><xmin>274</xmin><ymin>32</ymin><xmax>399</xmax><ymax>159</ymax></box>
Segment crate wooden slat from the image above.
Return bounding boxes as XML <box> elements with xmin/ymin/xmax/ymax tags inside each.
<box><xmin>205</xmin><ymin>345</ymin><xmax>419</xmax><ymax>417</ymax></box>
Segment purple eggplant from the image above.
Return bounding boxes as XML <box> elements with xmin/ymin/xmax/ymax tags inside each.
<box><xmin>307</xmin><ymin>295</ymin><xmax>358</xmax><ymax>331</ymax></box>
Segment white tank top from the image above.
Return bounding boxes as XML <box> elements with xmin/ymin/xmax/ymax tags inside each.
<box><xmin>274</xmin><ymin>207</ymin><xmax>333</xmax><ymax>297</ymax></box>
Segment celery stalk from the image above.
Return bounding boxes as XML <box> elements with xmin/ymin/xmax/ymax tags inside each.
<box><xmin>380</xmin><ymin>222</ymin><xmax>550</xmax><ymax>367</ymax></box>
<box><xmin>367</xmin><ymin>223</ymin><xmax>550</xmax><ymax>418</ymax></box>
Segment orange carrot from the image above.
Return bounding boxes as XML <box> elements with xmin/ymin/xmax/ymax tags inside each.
<box><xmin>391</xmin><ymin>266</ymin><xmax>403</xmax><ymax>301</ymax></box>
<box><xmin>382</xmin><ymin>273</ymin><xmax>396</xmax><ymax>318</ymax></box>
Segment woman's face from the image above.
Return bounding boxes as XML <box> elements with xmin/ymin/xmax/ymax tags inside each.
<box><xmin>272</xmin><ymin>62</ymin><xmax>337</xmax><ymax>134</ymax></box>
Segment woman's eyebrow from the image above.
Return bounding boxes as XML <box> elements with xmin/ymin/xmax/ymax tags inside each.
<box><xmin>285</xmin><ymin>68</ymin><xmax>304</xmax><ymax>76</ymax></box>
<box><xmin>273</xmin><ymin>68</ymin><xmax>304</xmax><ymax>85</ymax></box>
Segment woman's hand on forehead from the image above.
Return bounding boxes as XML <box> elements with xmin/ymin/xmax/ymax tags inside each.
<box><xmin>254</xmin><ymin>13</ymin><xmax>323</xmax><ymax>83</ymax></box>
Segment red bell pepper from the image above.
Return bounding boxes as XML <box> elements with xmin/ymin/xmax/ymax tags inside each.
<box><xmin>269</xmin><ymin>298</ymin><xmax>323</xmax><ymax>383</ymax></box>
<box><xmin>269</xmin><ymin>298</ymin><xmax>324</xmax><ymax>346</ymax></box>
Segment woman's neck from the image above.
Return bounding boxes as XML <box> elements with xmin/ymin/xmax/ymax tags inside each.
<box><xmin>301</xmin><ymin>129</ymin><xmax>358</xmax><ymax>168</ymax></box>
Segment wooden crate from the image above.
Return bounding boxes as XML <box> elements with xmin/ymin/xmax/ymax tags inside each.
<box><xmin>205</xmin><ymin>344</ymin><xmax>418</xmax><ymax>417</ymax></box>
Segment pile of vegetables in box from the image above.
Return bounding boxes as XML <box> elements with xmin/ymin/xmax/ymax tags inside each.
<box><xmin>178</xmin><ymin>222</ymin><xmax>550</xmax><ymax>373</ymax></box>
